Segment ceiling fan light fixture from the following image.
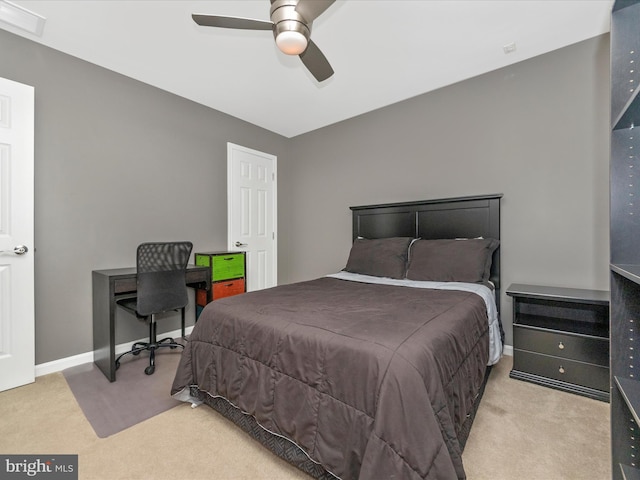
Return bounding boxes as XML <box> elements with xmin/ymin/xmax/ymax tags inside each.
<box><xmin>276</xmin><ymin>30</ymin><xmax>308</xmax><ymax>55</ymax></box>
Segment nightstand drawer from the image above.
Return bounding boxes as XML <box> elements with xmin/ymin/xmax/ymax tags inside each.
<box><xmin>513</xmin><ymin>350</ymin><xmax>609</xmax><ymax>392</ymax></box>
<box><xmin>513</xmin><ymin>325</ymin><xmax>609</xmax><ymax>366</ymax></box>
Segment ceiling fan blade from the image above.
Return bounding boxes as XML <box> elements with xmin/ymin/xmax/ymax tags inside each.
<box><xmin>192</xmin><ymin>14</ymin><xmax>273</xmax><ymax>30</ymax></box>
<box><xmin>295</xmin><ymin>0</ymin><xmax>336</xmax><ymax>23</ymax></box>
<box><xmin>299</xmin><ymin>39</ymin><xmax>334</xmax><ymax>82</ymax></box>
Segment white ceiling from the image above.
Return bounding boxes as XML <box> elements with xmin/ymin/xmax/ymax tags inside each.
<box><xmin>2</xmin><ymin>0</ymin><xmax>613</xmax><ymax>138</ymax></box>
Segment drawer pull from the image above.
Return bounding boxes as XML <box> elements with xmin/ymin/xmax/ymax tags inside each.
<box><xmin>558</xmin><ymin>342</ymin><xmax>565</xmax><ymax>350</ymax></box>
<box><xmin>559</xmin><ymin>366</ymin><xmax>565</xmax><ymax>374</ymax></box>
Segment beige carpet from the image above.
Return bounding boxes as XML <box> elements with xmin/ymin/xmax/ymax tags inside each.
<box><xmin>0</xmin><ymin>356</ymin><xmax>610</xmax><ymax>480</ymax></box>
<box><xmin>463</xmin><ymin>358</ymin><xmax>610</xmax><ymax>480</ymax></box>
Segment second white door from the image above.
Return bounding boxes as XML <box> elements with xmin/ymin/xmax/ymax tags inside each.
<box><xmin>227</xmin><ymin>143</ymin><xmax>277</xmax><ymax>292</ymax></box>
<box><xmin>0</xmin><ymin>76</ymin><xmax>35</xmax><ymax>392</ymax></box>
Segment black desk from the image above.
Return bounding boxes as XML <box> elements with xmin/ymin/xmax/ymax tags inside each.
<box><xmin>92</xmin><ymin>265</ymin><xmax>211</xmax><ymax>382</ymax></box>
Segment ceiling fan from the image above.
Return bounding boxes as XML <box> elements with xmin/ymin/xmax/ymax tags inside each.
<box><xmin>192</xmin><ymin>0</ymin><xmax>336</xmax><ymax>82</ymax></box>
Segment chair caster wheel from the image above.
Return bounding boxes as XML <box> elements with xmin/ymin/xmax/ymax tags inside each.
<box><xmin>132</xmin><ymin>350</ymin><xmax>141</xmax><ymax>356</ymax></box>
<box><xmin>144</xmin><ymin>365</ymin><xmax>155</xmax><ymax>375</ymax></box>
<box><xmin>170</xmin><ymin>345</ymin><xmax>178</xmax><ymax>349</ymax></box>
<box><xmin>115</xmin><ymin>361</ymin><xmax>121</xmax><ymax>370</ymax></box>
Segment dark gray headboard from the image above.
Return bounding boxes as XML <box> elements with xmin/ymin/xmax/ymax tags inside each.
<box><xmin>350</xmin><ymin>194</ymin><xmax>503</xmax><ymax>293</ymax></box>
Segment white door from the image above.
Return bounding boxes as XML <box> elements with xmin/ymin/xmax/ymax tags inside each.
<box><xmin>227</xmin><ymin>143</ymin><xmax>277</xmax><ymax>292</ymax></box>
<box><xmin>0</xmin><ymin>77</ymin><xmax>35</xmax><ymax>392</ymax></box>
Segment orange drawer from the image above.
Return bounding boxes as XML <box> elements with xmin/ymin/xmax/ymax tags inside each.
<box><xmin>213</xmin><ymin>278</ymin><xmax>245</xmax><ymax>300</ymax></box>
<box><xmin>196</xmin><ymin>288</ymin><xmax>209</xmax><ymax>307</ymax></box>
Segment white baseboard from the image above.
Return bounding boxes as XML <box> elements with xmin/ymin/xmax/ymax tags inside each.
<box><xmin>35</xmin><ymin>329</ymin><xmax>512</xmax><ymax>377</ymax></box>
<box><xmin>35</xmin><ymin>326</ymin><xmax>194</xmax><ymax>377</ymax></box>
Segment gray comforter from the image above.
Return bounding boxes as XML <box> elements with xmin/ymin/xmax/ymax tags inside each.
<box><xmin>171</xmin><ymin>277</ymin><xmax>490</xmax><ymax>479</ymax></box>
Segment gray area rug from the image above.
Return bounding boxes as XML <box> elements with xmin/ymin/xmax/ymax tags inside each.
<box><xmin>63</xmin><ymin>347</ymin><xmax>184</xmax><ymax>438</ymax></box>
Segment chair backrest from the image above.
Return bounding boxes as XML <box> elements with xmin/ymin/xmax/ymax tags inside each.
<box><xmin>135</xmin><ymin>242</ymin><xmax>193</xmax><ymax>317</ymax></box>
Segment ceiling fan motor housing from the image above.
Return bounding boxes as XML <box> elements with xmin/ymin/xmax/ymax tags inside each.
<box><xmin>270</xmin><ymin>0</ymin><xmax>311</xmax><ymax>53</ymax></box>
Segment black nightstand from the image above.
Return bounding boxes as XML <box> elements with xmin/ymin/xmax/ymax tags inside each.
<box><xmin>506</xmin><ymin>283</ymin><xmax>610</xmax><ymax>402</ymax></box>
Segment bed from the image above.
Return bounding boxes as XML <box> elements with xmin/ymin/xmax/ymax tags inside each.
<box><xmin>171</xmin><ymin>194</ymin><xmax>503</xmax><ymax>480</ymax></box>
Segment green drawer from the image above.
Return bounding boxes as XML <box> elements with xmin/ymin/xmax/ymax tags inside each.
<box><xmin>212</xmin><ymin>254</ymin><xmax>244</xmax><ymax>281</ymax></box>
<box><xmin>195</xmin><ymin>252</ymin><xmax>245</xmax><ymax>282</ymax></box>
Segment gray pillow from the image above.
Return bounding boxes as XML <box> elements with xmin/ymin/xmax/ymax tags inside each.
<box><xmin>406</xmin><ymin>238</ymin><xmax>499</xmax><ymax>283</ymax></box>
<box><xmin>344</xmin><ymin>237</ymin><xmax>413</xmax><ymax>279</ymax></box>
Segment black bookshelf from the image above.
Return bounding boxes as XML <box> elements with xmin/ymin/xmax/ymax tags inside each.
<box><xmin>611</xmin><ymin>2</ymin><xmax>640</xmax><ymax>478</ymax></box>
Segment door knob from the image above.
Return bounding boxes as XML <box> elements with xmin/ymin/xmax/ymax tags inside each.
<box><xmin>14</xmin><ymin>245</ymin><xmax>28</xmax><ymax>255</ymax></box>
<box><xmin>0</xmin><ymin>245</ymin><xmax>29</xmax><ymax>255</ymax></box>
<box><xmin>235</xmin><ymin>241</ymin><xmax>247</xmax><ymax>247</ymax></box>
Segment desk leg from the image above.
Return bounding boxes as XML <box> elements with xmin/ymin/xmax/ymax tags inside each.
<box><xmin>92</xmin><ymin>272</ymin><xmax>117</xmax><ymax>382</ymax></box>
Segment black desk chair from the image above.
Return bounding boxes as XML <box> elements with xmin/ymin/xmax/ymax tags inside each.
<box><xmin>115</xmin><ymin>241</ymin><xmax>193</xmax><ymax>375</ymax></box>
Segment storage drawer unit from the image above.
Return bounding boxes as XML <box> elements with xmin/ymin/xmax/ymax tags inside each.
<box><xmin>507</xmin><ymin>283</ymin><xmax>610</xmax><ymax>402</ymax></box>
<box><xmin>194</xmin><ymin>251</ymin><xmax>246</xmax><ymax>316</ymax></box>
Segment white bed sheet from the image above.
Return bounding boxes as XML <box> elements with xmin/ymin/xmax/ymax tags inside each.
<box><xmin>326</xmin><ymin>271</ymin><xmax>502</xmax><ymax>365</ymax></box>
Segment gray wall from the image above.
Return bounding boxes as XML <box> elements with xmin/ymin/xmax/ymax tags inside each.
<box><xmin>0</xmin><ymin>29</ymin><xmax>289</xmax><ymax>364</ymax></box>
<box><xmin>0</xmin><ymin>28</ymin><xmax>610</xmax><ymax>364</ymax></box>
<box><xmin>281</xmin><ymin>35</ymin><xmax>611</xmax><ymax>346</ymax></box>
